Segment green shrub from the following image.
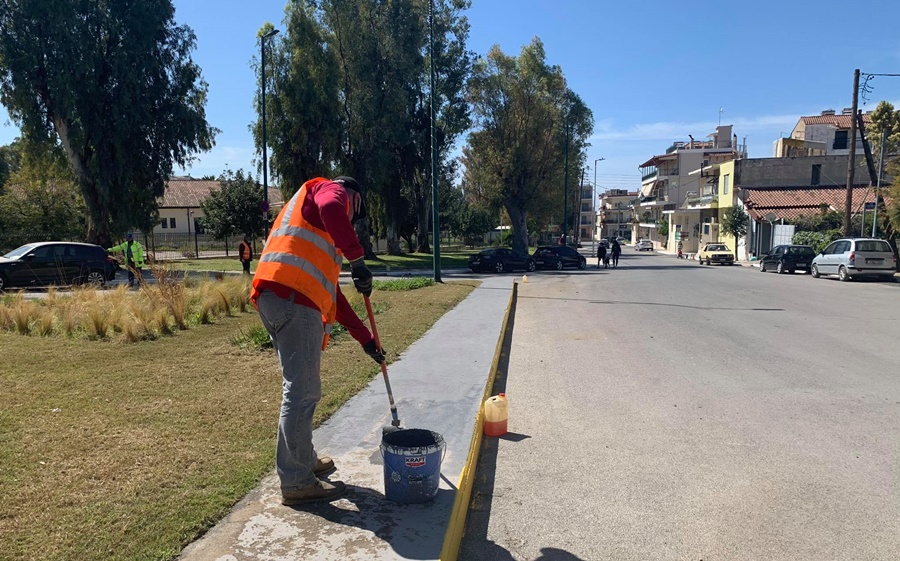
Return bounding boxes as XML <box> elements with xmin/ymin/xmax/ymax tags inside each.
<box><xmin>373</xmin><ymin>277</ymin><xmax>435</xmax><ymax>291</ymax></box>
<box><xmin>792</xmin><ymin>229</ymin><xmax>841</xmax><ymax>254</ymax></box>
<box><xmin>230</xmin><ymin>325</ymin><xmax>272</xmax><ymax>351</ymax></box>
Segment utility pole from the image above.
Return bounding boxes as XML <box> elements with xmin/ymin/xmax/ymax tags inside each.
<box><xmin>844</xmin><ymin>68</ymin><xmax>860</xmax><ymax>237</ymax></box>
<box><xmin>874</xmin><ymin>126</ymin><xmax>887</xmax><ymax>237</ymax></box>
<box><xmin>429</xmin><ymin>0</ymin><xmax>441</xmax><ymax>282</ymax></box>
<box><xmin>593</xmin><ymin>157</ymin><xmax>604</xmax><ymax>256</ymax></box>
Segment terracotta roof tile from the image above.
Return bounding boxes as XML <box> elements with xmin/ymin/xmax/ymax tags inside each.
<box><xmin>742</xmin><ymin>184</ymin><xmax>880</xmax><ymax>222</ymax></box>
<box><xmin>159</xmin><ymin>179</ymin><xmax>283</xmax><ymax>208</ymax></box>
<box><xmin>799</xmin><ymin>114</ymin><xmax>872</xmax><ymax>128</ymax></box>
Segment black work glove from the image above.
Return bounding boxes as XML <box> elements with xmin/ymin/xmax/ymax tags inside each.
<box><xmin>350</xmin><ymin>259</ymin><xmax>373</xmax><ymax>296</ymax></box>
<box><xmin>362</xmin><ymin>339</ymin><xmax>385</xmax><ymax>364</ymax></box>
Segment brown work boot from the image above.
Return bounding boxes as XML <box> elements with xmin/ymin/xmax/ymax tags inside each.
<box><xmin>281</xmin><ymin>479</ymin><xmax>347</xmax><ymax>506</ymax></box>
<box><xmin>314</xmin><ymin>456</ymin><xmax>335</xmax><ymax>476</ymax></box>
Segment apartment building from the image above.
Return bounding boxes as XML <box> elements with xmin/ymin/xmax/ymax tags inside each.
<box><xmin>634</xmin><ymin>125</ymin><xmax>745</xmax><ymax>248</ymax></box>
<box><xmin>596</xmin><ymin>189</ymin><xmax>638</xmax><ymax>240</ymax></box>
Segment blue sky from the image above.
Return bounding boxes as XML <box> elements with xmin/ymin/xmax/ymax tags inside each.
<box><xmin>2</xmin><ymin>0</ymin><xmax>900</xmax><ymax>193</ymax></box>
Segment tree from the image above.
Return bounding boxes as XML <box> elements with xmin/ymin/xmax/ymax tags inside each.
<box><xmin>253</xmin><ymin>10</ymin><xmax>343</xmax><ymax>202</ymax></box>
<box><xmin>462</xmin><ymin>38</ymin><xmax>593</xmax><ymax>256</ymax></box>
<box><xmin>0</xmin><ymin>140</ymin><xmax>85</xmax><ymax>251</ymax></box>
<box><xmin>200</xmin><ymin>170</ymin><xmax>268</xmax><ymax>241</ymax></box>
<box><xmin>866</xmin><ymin>101</ymin><xmax>900</xmax><ymax>250</ymax></box>
<box><xmin>722</xmin><ymin>206</ymin><xmax>749</xmax><ymax>259</ymax></box>
<box><xmin>0</xmin><ymin>0</ymin><xmax>217</xmax><ymax>247</ymax></box>
<box><xmin>0</xmin><ymin>138</ymin><xmax>23</xmax><ymax>190</ymax></box>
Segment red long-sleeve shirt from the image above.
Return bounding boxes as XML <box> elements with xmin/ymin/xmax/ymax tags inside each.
<box><xmin>255</xmin><ymin>180</ymin><xmax>372</xmax><ymax>345</ymax></box>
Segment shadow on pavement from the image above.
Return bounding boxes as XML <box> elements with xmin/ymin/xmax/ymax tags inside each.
<box><xmin>287</xmin><ymin>484</ymin><xmax>454</xmax><ymax>560</ymax></box>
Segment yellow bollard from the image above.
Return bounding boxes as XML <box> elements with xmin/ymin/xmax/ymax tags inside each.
<box><xmin>522</xmin><ymin>275</ymin><xmax>528</xmax><ymax>283</ymax></box>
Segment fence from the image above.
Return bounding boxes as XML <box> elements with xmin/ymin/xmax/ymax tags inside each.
<box><xmin>134</xmin><ymin>232</ymin><xmax>247</xmax><ymax>261</ymax></box>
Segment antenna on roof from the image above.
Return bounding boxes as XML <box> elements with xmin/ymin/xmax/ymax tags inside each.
<box><xmin>719</xmin><ymin>107</ymin><xmax>724</xmax><ymax>126</ymax></box>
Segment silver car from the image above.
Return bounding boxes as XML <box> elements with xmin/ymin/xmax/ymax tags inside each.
<box><xmin>811</xmin><ymin>238</ymin><xmax>897</xmax><ymax>282</ymax></box>
<box><xmin>634</xmin><ymin>240</ymin><xmax>653</xmax><ymax>251</ymax></box>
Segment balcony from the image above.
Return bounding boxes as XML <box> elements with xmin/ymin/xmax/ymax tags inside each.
<box><xmin>683</xmin><ymin>194</ymin><xmax>718</xmax><ymax>209</ymax></box>
<box><xmin>641</xmin><ymin>169</ymin><xmax>657</xmax><ymax>181</ymax></box>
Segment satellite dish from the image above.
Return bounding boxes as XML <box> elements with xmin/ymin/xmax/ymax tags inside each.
<box><xmin>765</xmin><ymin>212</ymin><xmax>777</xmax><ymax>222</ymax></box>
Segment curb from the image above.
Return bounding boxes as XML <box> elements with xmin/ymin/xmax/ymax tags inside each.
<box><xmin>439</xmin><ymin>280</ymin><xmax>518</xmax><ymax>561</ymax></box>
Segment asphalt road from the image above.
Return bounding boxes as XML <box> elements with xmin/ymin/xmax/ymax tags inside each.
<box><xmin>460</xmin><ymin>251</ymin><xmax>900</xmax><ymax>561</ymax></box>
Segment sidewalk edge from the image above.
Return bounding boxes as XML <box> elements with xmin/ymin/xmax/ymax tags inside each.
<box><xmin>439</xmin><ymin>280</ymin><xmax>518</xmax><ymax>561</ymax></box>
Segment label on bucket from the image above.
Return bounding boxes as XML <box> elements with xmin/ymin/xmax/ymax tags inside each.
<box><xmin>405</xmin><ymin>456</ymin><xmax>426</xmax><ymax>468</ymax></box>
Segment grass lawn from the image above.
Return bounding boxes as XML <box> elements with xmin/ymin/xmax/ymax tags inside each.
<box><xmin>0</xmin><ymin>281</ymin><xmax>476</xmax><ymax>561</ymax></box>
<box><xmin>165</xmin><ymin>251</ymin><xmax>478</xmax><ymax>273</ymax></box>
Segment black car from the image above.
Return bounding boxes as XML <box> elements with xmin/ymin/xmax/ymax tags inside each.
<box><xmin>468</xmin><ymin>248</ymin><xmax>535</xmax><ymax>274</ymax></box>
<box><xmin>532</xmin><ymin>246</ymin><xmax>587</xmax><ymax>270</ymax></box>
<box><xmin>0</xmin><ymin>242</ymin><xmax>118</xmax><ymax>290</ymax></box>
<box><xmin>759</xmin><ymin>244</ymin><xmax>815</xmax><ymax>274</ymax></box>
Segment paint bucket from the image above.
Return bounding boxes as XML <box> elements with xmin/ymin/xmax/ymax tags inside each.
<box><xmin>381</xmin><ymin>429</ymin><xmax>445</xmax><ymax>504</ymax></box>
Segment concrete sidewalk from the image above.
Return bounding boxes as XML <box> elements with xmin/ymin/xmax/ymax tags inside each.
<box><xmin>177</xmin><ymin>276</ymin><xmax>513</xmax><ymax>561</ymax></box>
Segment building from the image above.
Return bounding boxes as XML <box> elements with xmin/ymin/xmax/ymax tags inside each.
<box><xmin>153</xmin><ymin>176</ymin><xmax>283</xmax><ymax>235</ymax></box>
<box><xmin>637</xmin><ymin>125</ymin><xmax>746</xmax><ymax>249</ymax></box>
<box><xmin>673</xmin><ymin>155</ymin><xmax>872</xmax><ymax>258</ymax></box>
<box><xmin>773</xmin><ymin>109</ymin><xmax>872</xmax><ymax>157</ymax></box>
<box><xmin>596</xmin><ymin>189</ymin><xmax>637</xmax><ymax>240</ymax></box>
<box><xmin>578</xmin><ymin>184</ymin><xmax>594</xmax><ymax>243</ymax></box>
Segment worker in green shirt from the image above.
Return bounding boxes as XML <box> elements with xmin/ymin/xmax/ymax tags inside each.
<box><xmin>108</xmin><ymin>233</ymin><xmax>146</xmax><ymax>287</ymax></box>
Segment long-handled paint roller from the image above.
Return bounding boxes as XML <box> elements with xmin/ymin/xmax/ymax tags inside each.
<box><xmin>364</xmin><ymin>295</ymin><xmax>402</xmax><ymax>435</ymax></box>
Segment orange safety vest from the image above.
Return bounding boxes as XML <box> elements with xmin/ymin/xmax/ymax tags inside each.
<box><xmin>239</xmin><ymin>240</ymin><xmax>252</xmax><ymax>260</ymax></box>
<box><xmin>252</xmin><ymin>178</ymin><xmax>349</xmax><ymax>349</ymax></box>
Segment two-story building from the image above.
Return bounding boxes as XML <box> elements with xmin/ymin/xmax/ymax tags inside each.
<box><xmin>636</xmin><ymin>125</ymin><xmax>745</xmax><ymax>249</ymax></box>
<box><xmin>773</xmin><ymin>109</ymin><xmax>872</xmax><ymax>157</ymax></box>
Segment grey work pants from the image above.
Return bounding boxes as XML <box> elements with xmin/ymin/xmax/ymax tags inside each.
<box><xmin>256</xmin><ymin>289</ymin><xmax>323</xmax><ymax>491</ymax></box>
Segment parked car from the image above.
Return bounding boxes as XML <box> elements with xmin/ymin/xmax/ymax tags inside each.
<box><xmin>698</xmin><ymin>243</ymin><xmax>735</xmax><ymax>265</ymax></box>
<box><xmin>634</xmin><ymin>240</ymin><xmax>653</xmax><ymax>251</ymax></box>
<box><xmin>532</xmin><ymin>246</ymin><xmax>587</xmax><ymax>270</ymax></box>
<box><xmin>759</xmin><ymin>244</ymin><xmax>815</xmax><ymax>274</ymax></box>
<box><xmin>811</xmin><ymin>238</ymin><xmax>897</xmax><ymax>282</ymax></box>
<box><xmin>0</xmin><ymin>242</ymin><xmax>118</xmax><ymax>290</ymax></box>
<box><xmin>468</xmin><ymin>248</ymin><xmax>535</xmax><ymax>274</ymax></box>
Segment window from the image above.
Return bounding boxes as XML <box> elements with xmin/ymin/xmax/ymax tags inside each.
<box><xmin>169</xmin><ymin>217</ymin><xmax>176</xmax><ymax>228</ymax></box>
<box><xmin>194</xmin><ymin>218</ymin><xmax>205</xmax><ymax>234</ymax></box>
<box><xmin>833</xmin><ymin>130</ymin><xmax>849</xmax><ymax>150</ymax></box>
<box><xmin>836</xmin><ymin>241</ymin><xmax>851</xmax><ymax>253</ymax></box>
<box><xmin>855</xmin><ymin>240</ymin><xmax>891</xmax><ymax>252</ymax></box>
<box><xmin>811</xmin><ymin>164</ymin><xmax>821</xmax><ymax>186</ymax></box>
<box><xmin>161</xmin><ymin>219</ymin><xmax>168</xmax><ymax>229</ymax></box>
<box><xmin>723</xmin><ymin>174</ymin><xmax>730</xmax><ymax>195</ymax></box>
<box><xmin>823</xmin><ymin>243</ymin><xmax>836</xmax><ymax>255</ymax></box>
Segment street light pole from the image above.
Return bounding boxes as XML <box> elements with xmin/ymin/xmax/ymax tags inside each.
<box><xmin>260</xmin><ymin>28</ymin><xmax>280</xmax><ymax>233</ymax></box>
<box><xmin>563</xmin><ymin>115</ymin><xmax>569</xmax><ymax>244</ymax></box>
<box><xmin>429</xmin><ymin>0</ymin><xmax>441</xmax><ymax>282</ymax></box>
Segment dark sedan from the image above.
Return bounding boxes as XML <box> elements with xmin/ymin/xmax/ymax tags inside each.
<box><xmin>759</xmin><ymin>244</ymin><xmax>815</xmax><ymax>274</ymax></box>
<box><xmin>468</xmin><ymin>248</ymin><xmax>535</xmax><ymax>274</ymax></box>
<box><xmin>0</xmin><ymin>242</ymin><xmax>118</xmax><ymax>290</ymax></box>
<box><xmin>532</xmin><ymin>246</ymin><xmax>587</xmax><ymax>270</ymax></box>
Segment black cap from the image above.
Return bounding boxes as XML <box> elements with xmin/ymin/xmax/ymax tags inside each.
<box><xmin>333</xmin><ymin>176</ymin><xmax>366</xmax><ymax>221</ymax></box>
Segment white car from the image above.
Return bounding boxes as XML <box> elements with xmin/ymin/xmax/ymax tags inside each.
<box><xmin>635</xmin><ymin>240</ymin><xmax>653</xmax><ymax>251</ymax></box>
<box><xmin>811</xmin><ymin>238</ymin><xmax>897</xmax><ymax>281</ymax></box>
